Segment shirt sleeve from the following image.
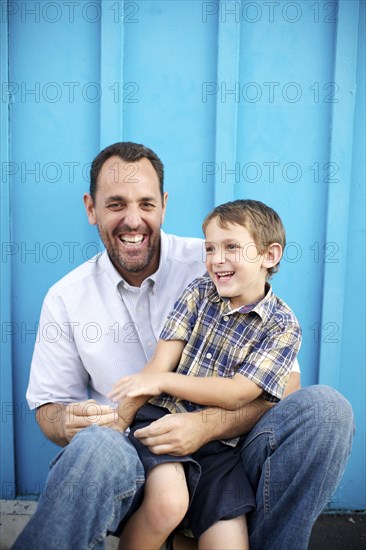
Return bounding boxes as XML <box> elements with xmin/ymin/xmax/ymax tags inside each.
<box><xmin>236</xmin><ymin>318</ymin><xmax>302</xmax><ymax>402</ymax></box>
<box><xmin>26</xmin><ymin>291</ymin><xmax>90</xmax><ymax>410</ymax></box>
<box><xmin>159</xmin><ymin>278</ymin><xmax>202</xmax><ymax>342</ymax></box>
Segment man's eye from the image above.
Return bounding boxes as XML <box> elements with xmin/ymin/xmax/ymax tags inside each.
<box><xmin>141</xmin><ymin>202</ymin><xmax>154</xmax><ymax>209</ymax></box>
<box><xmin>108</xmin><ymin>203</ymin><xmax>122</xmax><ymax>210</ymax></box>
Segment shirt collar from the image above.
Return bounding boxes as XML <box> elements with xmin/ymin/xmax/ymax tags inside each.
<box><xmin>100</xmin><ymin>251</ymin><xmax>124</xmax><ymax>289</ymax></box>
<box><xmin>208</xmin><ymin>281</ymin><xmax>276</xmax><ymax>322</ymax></box>
<box><xmin>239</xmin><ymin>284</ymin><xmax>276</xmax><ymax>323</ymax></box>
<box><xmin>148</xmin><ymin>230</ymin><xmax>168</xmax><ymax>294</ymax></box>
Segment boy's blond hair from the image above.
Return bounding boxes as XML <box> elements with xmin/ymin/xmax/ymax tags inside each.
<box><xmin>202</xmin><ymin>199</ymin><xmax>286</xmax><ymax>278</ymax></box>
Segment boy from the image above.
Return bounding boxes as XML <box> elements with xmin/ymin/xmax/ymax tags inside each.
<box><xmin>109</xmin><ymin>199</ymin><xmax>302</xmax><ymax>550</ymax></box>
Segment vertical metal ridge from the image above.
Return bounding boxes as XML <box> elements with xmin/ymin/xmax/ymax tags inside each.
<box><xmin>100</xmin><ymin>0</ymin><xmax>125</xmax><ymax>149</ymax></box>
<box><xmin>318</xmin><ymin>0</ymin><xmax>360</xmax><ymax>388</ymax></box>
<box><xmin>0</xmin><ymin>0</ymin><xmax>16</xmax><ymax>498</ymax></box>
<box><xmin>214</xmin><ymin>15</ymin><xmax>241</xmax><ymax>205</ymax></box>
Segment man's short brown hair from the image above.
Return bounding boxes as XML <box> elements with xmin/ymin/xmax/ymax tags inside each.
<box><xmin>90</xmin><ymin>142</ymin><xmax>164</xmax><ymax>202</ymax></box>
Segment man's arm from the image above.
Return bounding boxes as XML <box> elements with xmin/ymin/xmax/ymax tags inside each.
<box><xmin>134</xmin><ymin>371</ymin><xmax>301</xmax><ymax>455</ymax></box>
<box><xmin>282</xmin><ymin>371</ymin><xmax>301</xmax><ymax>397</ymax></box>
<box><xmin>36</xmin><ymin>400</ymin><xmax>123</xmax><ymax>447</ymax></box>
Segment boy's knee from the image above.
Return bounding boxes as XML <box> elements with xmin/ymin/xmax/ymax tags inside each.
<box><xmin>146</xmin><ymin>489</ymin><xmax>189</xmax><ymax>533</ymax></box>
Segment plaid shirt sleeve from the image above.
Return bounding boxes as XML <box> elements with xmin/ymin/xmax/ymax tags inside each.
<box><xmin>159</xmin><ymin>278</ymin><xmax>203</xmax><ymax>342</ymax></box>
<box><xmin>236</xmin><ymin>315</ymin><xmax>302</xmax><ymax>402</ymax></box>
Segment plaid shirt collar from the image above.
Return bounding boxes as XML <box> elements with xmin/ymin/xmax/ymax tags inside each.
<box><xmin>206</xmin><ymin>281</ymin><xmax>276</xmax><ymax>324</ymax></box>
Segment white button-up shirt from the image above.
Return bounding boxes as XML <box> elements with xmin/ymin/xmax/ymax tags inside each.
<box><xmin>26</xmin><ymin>231</ymin><xmax>206</xmax><ymax>409</ymax></box>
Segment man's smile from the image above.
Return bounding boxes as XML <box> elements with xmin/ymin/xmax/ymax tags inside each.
<box><xmin>118</xmin><ymin>233</ymin><xmax>146</xmax><ymax>246</ymax></box>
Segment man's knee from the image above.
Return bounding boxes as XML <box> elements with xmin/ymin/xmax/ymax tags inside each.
<box><xmin>59</xmin><ymin>425</ymin><xmax>144</xmax><ymax>478</ymax></box>
<box><xmin>270</xmin><ymin>385</ymin><xmax>354</xmax><ymax>452</ymax></box>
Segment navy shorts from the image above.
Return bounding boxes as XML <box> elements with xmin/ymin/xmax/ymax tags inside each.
<box><xmin>128</xmin><ymin>403</ymin><xmax>255</xmax><ymax>539</ymax></box>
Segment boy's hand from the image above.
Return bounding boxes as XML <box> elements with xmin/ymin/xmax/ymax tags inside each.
<box><xmin>109</xmin><ymin>373</ymin><xmax>165</xmax><ymax>401</ymax></box>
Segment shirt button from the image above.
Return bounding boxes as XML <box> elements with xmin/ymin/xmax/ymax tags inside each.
<box><xmin>206</xmin><ymin>352</ymin><xmax>212</xmax><ymax>359</ymax></box>
<box><xmin>223</xmin><ymin>316</ymin><xmax>229</xmax><ymax>321</ymax></box>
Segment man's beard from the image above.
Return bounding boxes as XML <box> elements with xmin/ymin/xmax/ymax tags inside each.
<box><xmin>97</xmin><ymin>226</ymin><xmax>159</xmax><ymax>274</ymax></box>
<box><xmin>108</xmin><ymin>242</ymin><xmax>157</xmax><ymax>273</ymax></box>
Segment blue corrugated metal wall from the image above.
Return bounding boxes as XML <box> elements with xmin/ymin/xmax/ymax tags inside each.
<box><xmin>1</xmin><ymin>0</ymin><xmax>365</xmax><ymax>510</ymax></box>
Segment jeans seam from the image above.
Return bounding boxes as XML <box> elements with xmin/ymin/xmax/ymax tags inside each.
<box><xmin>114</xmin><ymin>479</ymin><xmax>144</xmax><ymax>503</ymax></box>
<box><xmin>264</xmin><ymin>457</ymin><xmax>271</xmax><ymax>515</ymax></box>
<box><xmin>242</xmin><ymin>427</ymin><xmax>274</xmax><ymax>451</ymax></box>
<box><xmin>89</xmin><ymin>477</ymin><xmax>146</xmax><ymax>548</ymax></box>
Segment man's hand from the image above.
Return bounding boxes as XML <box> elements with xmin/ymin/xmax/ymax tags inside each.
<box><xmin>109</xmin><ymin>373</ymin><xmax>164</xmax><ymax>401</ymax></box>
<box><xmin>61</xmin><ymin>400</ymin><xmax>122</xmax><ymax>442</ymax></box>
<box><xmin>36</xmin><ymin>400</ymin><xmax>122</xmax><ymax>446</ymax></box>
<box><xmin>134</xmin><ymin>410</ymin><xmax>209</xmax><ymax>456</ymax></box>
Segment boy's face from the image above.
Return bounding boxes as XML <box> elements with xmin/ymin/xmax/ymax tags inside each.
<box><xmin>204</xmin><ymin>218</ymin><xmax>269</xmax><ymax>308</ymax></box>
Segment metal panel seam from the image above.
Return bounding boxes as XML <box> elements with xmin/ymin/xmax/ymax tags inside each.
<box><xmin>214</xmin><ymin>14</ymin><xmax>241</xmax><ymax>205</ymax></box>
<box><xmin>0</xmin><ymin>0</ymin><xmax>16</xmax><ymax>499</ymax></box>
<box><xmin>100</xmin><ymin>0</ymin><xmax>124</xmax><ymax>149</ymax></box>
<box><xmin>318</xmin><ymin>0</ymin><xmax>360</xmax><ymax>389</ymax></box>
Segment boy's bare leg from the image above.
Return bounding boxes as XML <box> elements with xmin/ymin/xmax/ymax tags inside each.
<box><xmin>118</xmin><ymin>462</ymin><xmax>189</xmax><ymax>550</ymax></box>
<box><xmin>198</xmin><ymin>516</ymin><xmax>249</xmax><ymax>550</ymax></box>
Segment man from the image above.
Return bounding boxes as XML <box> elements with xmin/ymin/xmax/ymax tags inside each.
<box><xmin>13</xmin><ymin>142</ymin><xmax>354</xmax><ymax>550</ymax></box>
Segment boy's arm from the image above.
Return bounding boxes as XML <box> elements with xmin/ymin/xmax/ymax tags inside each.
<box><xmin>109</xmin><ymin>339</ymin><xmax>185</xmax><ymax>430</ymax></box>
<box><xmin>134</xmin><ymin>371</ymin><xmax>301</xmax><ymax>455</ymax></box>
<box><xmin>117</xmin><ymin>327</ymin><xmax>301</xmax><ymax>410</ymax></box>
<box><xmin>122</xmin><ymin>370</ymin><xmax>263</xmax><ymax>410</ymax></box>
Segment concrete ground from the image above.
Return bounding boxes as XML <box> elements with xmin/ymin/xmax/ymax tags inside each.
<box><xmin>1</xmin><ymin>500</ymin><xmax>365</xmax><ymax>549</ymax></box>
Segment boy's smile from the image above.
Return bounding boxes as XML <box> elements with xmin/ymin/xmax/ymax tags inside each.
<box><xmin>204</xmin><ymin>218</ymin><xmax>269</xmax><ymax>308</ymax></box>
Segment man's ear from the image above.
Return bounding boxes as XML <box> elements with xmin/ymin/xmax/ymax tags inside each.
<box><xmin>83</xmin><ymin>193</ymin><xmax>97</xmax><ymax>225</ymax></box>
<box><xmin>161</xmin><ymin>192</ymin><xmax>168</xmax><ymax>225</ymax></box>
<box><xmin>262</xmin><ymin>243</ymin><xmax>282</xmax><ymax>269</ymax></box>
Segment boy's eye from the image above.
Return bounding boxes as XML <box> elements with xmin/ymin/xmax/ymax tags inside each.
<box><xmin>205</xmin><ymin>244</ymin><xmax>216</xmax><ymax>254</ymax></box>
<box><xmin>225</xmin><ymin>243</ymin><xmax>239</xmax><ymax>251</ymax></box>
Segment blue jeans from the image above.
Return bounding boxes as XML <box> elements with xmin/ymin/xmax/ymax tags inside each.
<box><xmin>12</xmin><ymin>385</ymin><xmax>354</xmax><ymax>550</ymax></box>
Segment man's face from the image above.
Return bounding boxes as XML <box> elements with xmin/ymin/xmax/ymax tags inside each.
<box><xmin>84</xmin><ymin>156</ymin><xmax>168</xmax><ymax>286</ymax></box>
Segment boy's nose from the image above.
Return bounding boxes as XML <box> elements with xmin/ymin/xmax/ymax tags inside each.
<box><xmin>211</xmin><ymin>247</ymin><xmax>226</xmax><ymax>264</ymax></box>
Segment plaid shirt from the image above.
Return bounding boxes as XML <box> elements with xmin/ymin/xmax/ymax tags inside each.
<box><xmin>150</xmin><ymin>277</ymin><xmax>302</xmax><ymax>419</ymax></box>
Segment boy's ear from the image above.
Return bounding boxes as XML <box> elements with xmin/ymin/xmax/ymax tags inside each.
<box><xmin>262</xmin><ymin>243</ymin><xmax>282</xmax><ymax>269</ymax></box>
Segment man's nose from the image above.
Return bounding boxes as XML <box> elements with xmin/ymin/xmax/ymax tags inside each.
<box><xmin>123</xmin><ymin>206</ymin><xmax>142</xmax><ymax>229</ymax></box>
